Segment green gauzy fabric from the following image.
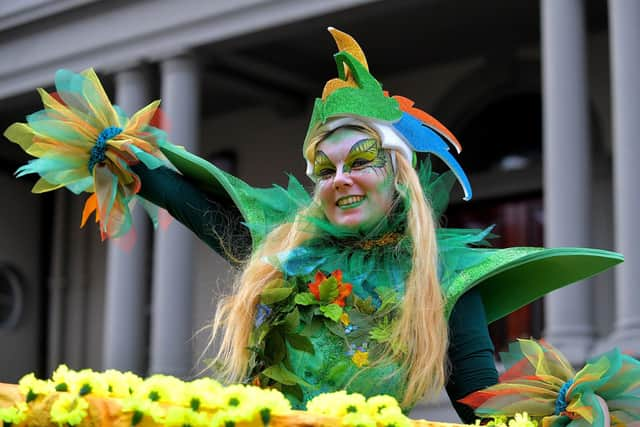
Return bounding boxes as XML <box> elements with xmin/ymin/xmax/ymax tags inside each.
<box><xmin>160</xmin><ymin>142</ymin><xmax>623</xmax><ymax>323</ymax></box>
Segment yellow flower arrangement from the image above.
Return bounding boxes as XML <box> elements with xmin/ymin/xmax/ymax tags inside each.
<box><xmin>508</xmin><ymin>412</ymin><xmax>537</xmax><ymax>427</ymax></box>
<box><xmin>133</xmin><ymin>374</ymin><xmax>185</xmax><ymax>404</ymax></box>
<box><xmin>375</xmin><ymin>409</ymin><xmax>412</xmax><ymax>427</ymax></box>
<box><xmin>0</xmin><ymin>402</ymin><xmax>28</xmax><ymax>425</ymax></box>
<box><xmin>184</xmin><ymin>377</ymin><xmax>224</xmax><ymax>410</ymax></box>
<box><xmin>102</xmin><ymin>369</ymin><xmax>143</xmax><ymax>397</ymax></box>
<box><xmin>120</xmin><ymin>396</ymin><xmax>165</xmax><ymax>424</ymax></box>
<box><xmin>163</xmin><ymin>406</ymin><xmax>209</xmax><ymax>427</ymax></box>
<box><xmin>18</xmin><ymin>373</ymin><xmax>54</xmax><ymax>401</ymax></box>
<box><xmin>366</xmin><ymin>394</ymin><xmax>402</xmax><ymax>416</ymax></box>
<box><xmin>342</xmin><ymin>412</ymin><xmax>377</xmax><ymax>427</ymax></box>
<box><xmin>306</xmin><ymin>391</ymin><xmax>368</xmax><ymax>417</ymax></box>
<box><xmin>50</xmin><ymin>394</ymin><xmax>89</xmax><ymax>426</ymax></box>
<box><xmin>3</xmin><ymin>365</ymin><xmax>540</xmax><ymax>427</ymax></box>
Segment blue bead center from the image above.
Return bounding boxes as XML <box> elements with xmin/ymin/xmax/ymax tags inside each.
<box><xmin>554</xmin><ymin>378</ymin><xmax>574</xmax><ymax>415</ymax></box>
<box><xmin>88</xmin><ymin>126</ymin><xmax>122</xmax><ymax>172</ymax></box>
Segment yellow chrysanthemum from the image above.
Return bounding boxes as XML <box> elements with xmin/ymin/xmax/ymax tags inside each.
<box><xmin>508</xmin><ymin>412</ymin><xmax>537</xmax><ymax>427</ymax></box>
<box><xmin>73</xmin><ymin>368</ymin><xmax>109</xmax><ymax>397</ymax></box>
<box><xmin>352</xmin><ymin>350</ymin><xmax>370</xmax><ymax>368</ymax></box>
<box><xmin>50</xmin><ymin>394</ymin><xmax>89</xmax><ymax>426</ymax></box>
<box><xmin>18</xmin><ymin>373</ymin><xmax>54</xmax><ymax>399</ymax></box>
<box><xmin>375</xmin><ymin>409</ymin><xmax>412</xmax><ymax>427</ymax></box>
<box><xmin>0</xmin><ymin>402</ymin><xmax>28</xmax><ymax>424</ymax></box>
<box><xmin>163</xmin><ymin>406</ymin><xmax>210</xmax><ymax>427</ymax></box>
<box><xmin>366</xmin><ymin>395</ymin><xmax>401</xmax><ymax>416</ymax></box>
<box><xmin>307</xmin><ymin>391</ymin><xmax>368</xmax><ymax>417</ymax></box>
<box><xmin>134</xmin><ymin>374</ymin><xmax>184</xmax><ymax>404</ymax></box>
<box><xmin>342</xmin><ymin>412</ymin><xmax>376</xmax><ymax>427</ymax></box>
<box><xmin>51</xmin><ymin>364</ymin><xmax>78</xmax><ymax>393</ymax></box>
<box><xmin>252</xmin><ymin>387</ymin><xmax>292</xmax><ymax>425</ymax></box>
<box><xmin>103</xmin><ymin>369</ymin><xmax>143</xmax><ymax>397</ymax></box>
<box><xmin>121</xmin><ymin>397</ymin><xmax>165</xmax><ymax>424</ymax></box>
<box><xmin>219</xmin><ymin>384</ymin><xmax>258</xmax><ymax>422</ymax></box>
<box><xmin>484</xmin><ymin>416</ymin><xmax>508</xmax><ymax>427</ymax></box>
<box><xmin>184</xmin><ymin>377</ymin><xmax>224</xmax><ymax>410</ymax></box>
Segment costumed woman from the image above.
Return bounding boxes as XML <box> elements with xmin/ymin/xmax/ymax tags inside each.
<box><xmin>4</xmin><ymin>28</ymin><xmax>624</xmax><ymax>424</ymax></box>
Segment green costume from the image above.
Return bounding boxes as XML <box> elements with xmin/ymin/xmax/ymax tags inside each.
<box><xmin>130</xmin><ymin>156</ymin><xmax>620</xmax><ymax>422</ymax></box>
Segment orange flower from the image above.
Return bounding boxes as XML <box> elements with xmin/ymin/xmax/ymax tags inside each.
<box><xmin>307</xmin><ymin>270</ymin><xmax>353</xmax><ymax>307</ymax></box>
<box><xmin>308</xmin><ymin>271</ymin><xmax>327</xmax><ymax>301</ymax></box>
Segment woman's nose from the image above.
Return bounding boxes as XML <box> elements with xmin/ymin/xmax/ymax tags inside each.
<box><xmin>333</xmin><ymin>169</ymin><xmax>353</xmax><ymax>190</ymax></box>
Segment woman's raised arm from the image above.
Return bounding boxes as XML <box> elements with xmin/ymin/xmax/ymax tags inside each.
<box><xmin>131</xmin><ymin>162</ymin><xmax>251</xmax><ymax>264</ymax></box>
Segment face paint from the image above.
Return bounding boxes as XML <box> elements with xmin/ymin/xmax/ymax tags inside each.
<box><xmin>314</xmin><ymin>127</ymin><xmax>395</xmax><ymax>231</ymax></box>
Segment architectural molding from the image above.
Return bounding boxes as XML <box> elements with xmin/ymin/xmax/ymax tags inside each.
<box><xmin>0</xmin><ymin>0</ymin><xmax>375</xmax><ymax>99</ymax></box>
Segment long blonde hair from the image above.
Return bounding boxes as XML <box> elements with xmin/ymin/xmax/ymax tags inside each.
<box><xmin>208</xmin><ymin>125</ymin><xmax>448</xmax><ymax>408</ymax></box>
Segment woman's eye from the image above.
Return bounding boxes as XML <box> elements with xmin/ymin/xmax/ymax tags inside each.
<box><xmin>351</xmin><ymin>158</ymin><xmax>370</xmax><ymax>168</ymax></box>
<box><xmin>317</xmin><ymin>168</ymin><xmax>335</xmax><ymax>179</ymax></box>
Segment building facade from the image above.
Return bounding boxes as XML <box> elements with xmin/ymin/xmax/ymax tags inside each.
<box><xmin>1</xmin><ymin>0</ymin><xmax>638</xmax><ymax>421</ymax></box>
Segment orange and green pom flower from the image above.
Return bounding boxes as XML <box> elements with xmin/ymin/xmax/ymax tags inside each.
<box><xmin>307</xmin><ymin>269</ymin><xmax>353</xmax><ymax>307</ymax></box>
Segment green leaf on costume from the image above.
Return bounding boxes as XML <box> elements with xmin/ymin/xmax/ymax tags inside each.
<box><xmin>323</xmin><ymin>318</ymin><xmax>346</xmax><ymax>339</ymax></box>
<box><xmin>260</xmin><ymin>287</ymin><xmax>293</xmax><ymax>305</ymax></box>
<box><xmin>353</xmin><ymin>295</ymin><xmax>376</xmax><ymax>314</ymax></box>
<box><xmin>281</xmin><ymin>384</ymin><xmax>303</xmax><ymax>402</ymax></box>
<box><xmin>320</xmin><ymin>304</ymin><xmax>343</xmax><ymax>322</ymax></box>
<box><xmin>327</xmin><ymin>361</ymin><xmax>350</xmax><ymax>383</ymax></box>
<box><xmin>262</xmin><ymin>364</ymin><xmax>311</xmax><ymax>387</ymax></box>
<box><xmin>286</xmin><ymin>333</ymin><xmax>314</xmax><ymax>354</ymax></box>
<box><xmin>295</xmin><ymin>292</ymin><xmax>317</xmax><ymax>306</ymax></box>
<box><xmin>300</xmin><ymin>318</ymin><xmax>322</xmax><ymax>337</ymax></box>
<box><xmin>250</xmin><ymin>322</ymin><xmax>270</xmax><ymax>346</ymax></box>
<box><xmin>376</xmin><ymin>288</ymin><xmax>400</xmax><ymax>317</ymax></box>
<box><xmin>283</xmin><ymin>308</ymin><xmax>300</xmax><ymax>333</ymax></box>
<box><xmin>264</xmin><ymin>331</ymin><xmax>286</xmax><ymax>365</ymax></box>
<box><xmin>370</xmin><ymin>316</ymin><xmax>394</xmax><ymax>343</ymax></box>
<box><xmin>319</xmin><ymin>277</ymin><xmax>339</xmax><ymax>303</ymax></box>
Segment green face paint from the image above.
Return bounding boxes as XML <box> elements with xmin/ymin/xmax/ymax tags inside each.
<box><xmin>313</xmin><ymin>151</ymin><xmax>335</xmax><ymax>178</ymax></box>
<box><xmin>342</xmin><ymin>138</ymin><xmax>387</xmax><ymax>174</ymax></box>
<box><xmin>314</xmin><ymin>127</ymin><xmax>396</xmax><ymax>231</ymax></box>
<box><xmin>314</xmin><ymin>137</ymin><xmax>388</xmax><ymax>180</ymax></box>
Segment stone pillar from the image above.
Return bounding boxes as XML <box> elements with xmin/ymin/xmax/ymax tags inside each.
<box><xmin>149</xmin><ymin>55</ymin><xmax>200</xmax><ymax>377</ymax></box>
<box><xmin>608</xmin><ymin>0</ymin><xmax>640</xmax><ymax>356</ymax></box>
<box><xmin>541</xmin><ymin>0</ymin><xmax>593</xmax><ymax>364</ymax></box>
<box><xmin>102</xmin><ymin>66</ymin><xmax>153</xmax><ymax>374</ymax></box>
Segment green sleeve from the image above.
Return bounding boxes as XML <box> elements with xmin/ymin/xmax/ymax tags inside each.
<box><xmin>445</xmin><ymin>288</ymin><xmax>498</xmax><ymax>423</ymax></box>
<box><xmin>131</xmin><ymin>163</ymin><xmax>251</xmax><ymax>264</ymax></box>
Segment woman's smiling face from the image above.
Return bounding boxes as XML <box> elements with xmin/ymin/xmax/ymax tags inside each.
<box><xmin>314</xmin><ymin>127</ymin><xmax>395</xmax><ymax>231</ymax></box>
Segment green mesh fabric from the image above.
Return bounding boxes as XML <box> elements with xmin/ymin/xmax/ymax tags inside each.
<box><xmin>159</xmin><ymin>142</ymin><xmax>311</xmax><ymax>249</ymax></box>
<box><xmin>162</xmin><ymin>143</ymin><xmax>623</xmax><ymax>322</ymax></box>
<box><xmin>159</xmin><ymin>143</ymin><xmax>622</xmax><ymax>410</ymax></box>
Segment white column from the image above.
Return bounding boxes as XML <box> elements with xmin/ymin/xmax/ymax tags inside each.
<box><xmin>608</xmin><ymin>0</ymin><xmax>640</xmax><ymax>356</ymax></box>
<box><xmin>102</xmin><ymin>66</ymin><xmax>153</xmax><ymax>374</ymax></box>
<box><xmin>541</xmin><ymin>0</ymin><xmax>593</xmax><ymax>364</ymax></box>
<box><xmin>149</xmin><ymin>55</ymin><xmax>200</xmax><ymax>377</ymax></box>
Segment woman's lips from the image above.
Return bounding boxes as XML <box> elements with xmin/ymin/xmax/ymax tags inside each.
<box><xmin>336</xmin><ymin>195</ymin><xmax>365</xmax><ymax>208</ymax></box>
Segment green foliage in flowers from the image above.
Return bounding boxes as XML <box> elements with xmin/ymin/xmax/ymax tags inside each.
<box><xmin>248</xmin><ymin>270</ymin><xmax>404</xmax><ymax>397</ymax></box>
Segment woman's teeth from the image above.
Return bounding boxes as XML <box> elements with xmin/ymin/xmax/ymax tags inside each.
<box><xmin>337</xmin><ymin>195</ymin><xmax>365</xmax><ymax>207</ymax></box>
